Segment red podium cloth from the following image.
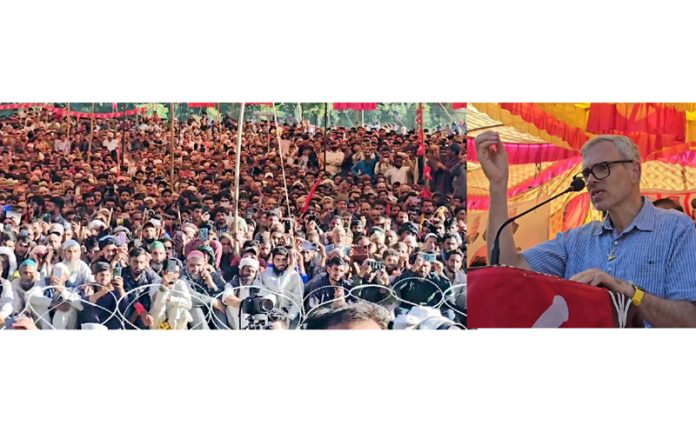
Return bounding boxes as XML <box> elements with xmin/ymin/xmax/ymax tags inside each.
<box><xmin>468</xmin><ymin>266</ymin><xmax>617</xmax><ymax>328</ymax></box>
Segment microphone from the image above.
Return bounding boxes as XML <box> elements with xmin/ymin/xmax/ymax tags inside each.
<box><xmin>490</xmin><ymin>175</ymin><xmax>586</xmax><ymax>266</ymax></box>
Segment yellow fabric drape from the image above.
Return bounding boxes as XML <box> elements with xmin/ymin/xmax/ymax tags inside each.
<box><xmin>473</xmin><ymin>103</ymin><xmax>577</xmax><ymax>151</ymax></box>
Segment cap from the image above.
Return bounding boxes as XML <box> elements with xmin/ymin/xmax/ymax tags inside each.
<box><xmin>19</xmin><ymin>259</ymin><xmax>37</xmax><ymax>269</ymax></box>
<box><xmin>149</xmin><ymin>241</ymin><xmax>165</xmax><ymax>252</ymax></box>
<box><xmin>61</xmin><ymin>239</ymin><xmax>80</xmax><ymax>251</ymax></box>
<box><xmin>239</xmin><ymin>257</ymin><xmax>259</xmax><ymax>271</ymax></box>
<box><xmin>144</xmin><ymin>219</ymin><xmax>162</xmax><ymax>229</ymax></box>
<box><xmin>398</xmin><ymin>222</ymin><xmax>419</xmax><ymax>236</ymax></box>
<box><xmin>113</xmin><ymin>226</ymin><xmax>132</xmax><ymax>237</ymax></box>
<box><xmin>186</xmin><ymin>250</ymin><xmax>206</xmax><ymax>261</ymax></box>
<box><xmin>88</xmin><ymin>220</ymin><xmax>107</xmax><ymax>231</ymax></box>
<box><xmin>49</xmin><ymin>223</ymin><xmax>65</xmax><ymax>236</ymax></box>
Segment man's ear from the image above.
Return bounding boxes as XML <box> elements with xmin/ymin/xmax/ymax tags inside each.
<box><xmin>632</xmin><ymin>162</ymin><xmax>642</xmax><ymax>184</ymax></box>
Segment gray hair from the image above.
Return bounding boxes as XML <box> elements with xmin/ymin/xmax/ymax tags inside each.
<box><xmin>581</xmin><ymin>135</ymin><xmax>641</xmax><ymax>163</ymax></box>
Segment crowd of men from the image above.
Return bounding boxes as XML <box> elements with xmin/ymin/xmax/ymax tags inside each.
<box><xmin>0</xmin><ymin>107</ymin><xmax>467</xmax><ymax>330</ymax></box>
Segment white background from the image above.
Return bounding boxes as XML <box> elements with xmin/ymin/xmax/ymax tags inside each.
<box><xmin>2</xmin><ymin>1</ymin><xmax>696</xmax><ymax>431</ymax></box>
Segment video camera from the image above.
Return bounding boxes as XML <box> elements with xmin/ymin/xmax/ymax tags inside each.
<box><xmin>240</xmin><ymin>288</ymin><xmax>282</xmax><ymax>330</ymax></box>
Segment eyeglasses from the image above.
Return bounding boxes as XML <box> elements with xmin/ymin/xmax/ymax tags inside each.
<box><xmin>581</xmin><ymin>160</ymin><xmax>634</xmax><ymax>181</ymax></box>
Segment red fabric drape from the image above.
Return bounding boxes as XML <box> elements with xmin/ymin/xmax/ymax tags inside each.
<box><xmin>187</xmin><ymin>103</ymin><xmax>217</xmax><ymax>108</ymax></box>
<box><xmin>586</xmin><ymin>103</ymin><xmax>687</xmax><ymax>157</ymax></box>
<box><xmin>587</xmin><ymin>103</ymin><xmax>686</xmax><ymax>139</ymax></box>
<box><xmin>466</xmin><ymin>138</ymin><xmax>579</xmax><ymax>165</ymax></box>
<box><xmin>499</xmin><ymin>103</ymin><xmax>591</xmax><ymax>151</ymax></box>
<box><xmin>332</xmin><ymin>103</ymin><xmax>377</xmax><ymax>111</ymax></box>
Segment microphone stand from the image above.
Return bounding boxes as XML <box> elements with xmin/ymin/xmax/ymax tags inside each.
<box><xmin>490</xmin><ymin>177</ymin><xmax>585</xmax><ymax>266</ymax></box>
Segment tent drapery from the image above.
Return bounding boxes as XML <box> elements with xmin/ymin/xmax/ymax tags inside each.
<box><xmin>332</xmin><ymin>103</ymin><xmax>377</xmax><ymax>111</ymax></box>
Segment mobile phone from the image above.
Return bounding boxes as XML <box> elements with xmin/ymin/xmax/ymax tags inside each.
<box><xmin>419</xmin><ymin>252</ymin><xmax>437</xmax><ymax>263</ymax></box>
<box><xmin>351</xmin><ymin>245</ymin><xmax>368</xmax><ymax>264</ymax></box>
<box><xmin>199</xmin><ymin>228</ymin><xmax>209</xmax><ymax>241</ymax></box>
<box><xmin>283</xmin><ymin>219</ymin><xmax>292</xmax><ymax>233</ymax></box>
<box><xmin>42</xmin><ymin>213</ymin><xmax>51</xmax><ymax>223</ymax></box>
<box><xmin>301</xmin><ymin>240</ymin><xmax>317</xmax><ymax>252</ymax></box>
<box><xmin>115</xmin><ymin>232</ymin><xmax>128</xmax><ymax>244</ymax></box>
<box><xmin>53</xmin><ymin>265</ymin><xmax>64</xmax><ymax>278</ymax></box>
<box><xmin>3</xmin><ymin>315</ymin><xmax>17</xmax><ymax>329</ymax></box>
<box><xmin>370</xmin><ymin>260</ymin><xmax>385</xmax><ymax>271</ymax></box>
<box><xmin>113</xmin><ymin>266</ymin><xmax>122</xmax><ymax>278</ymax></box>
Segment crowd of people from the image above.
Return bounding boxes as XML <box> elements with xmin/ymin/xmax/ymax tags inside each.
<box><xmin>0</xmin><ymin>107</ymin><xmax>467</xmax><ymax>330</ymax></box>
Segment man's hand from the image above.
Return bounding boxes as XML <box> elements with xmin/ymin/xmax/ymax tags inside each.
<box><xmin>111</xmin><ymin>277</ymin><xmax>125</xmax><ymax>296</ymax></box>
<box><xmin>12</xmin><ymin>315</ymin><xmax>38</xmax><ymax>330</ymax></box>
<box><xmin>212</xmin><ymin>298</ymin><xmax>226</xmax><ymax>313</ymax></box>
<box><xmin>570</xmin><ymin>268</ymin><xmax>634</xmax><ymax>297</ymax></box>
<box><xmin>142</xmin><ymin>314</ymin><xmax>154</xmax><ymax>328</ymax></box>
<box><xmin>474</xmin><ymin>131</ymin><xmax>509</xmax><ymax>188</ymax></box>
<box><xmin>201</xmin><ymin>269</ymin><xmax>215</xmax><ymax>287</ymax></box>
<box><xmin>373</xmin><ymin>269</ymin><xmax>389</xmax><ymax>286</ymax></box>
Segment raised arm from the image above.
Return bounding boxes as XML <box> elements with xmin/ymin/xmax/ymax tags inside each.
<box><xmin>474</xmin><ymin>132</ymin><xmax>530</xmax><ymax>269</ymax></box>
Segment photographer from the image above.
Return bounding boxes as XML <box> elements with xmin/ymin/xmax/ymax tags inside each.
<box><xmin>148</xmin><ymin>258</ymin><xmax>193</xmax><ymax>330</ymax></box>
<box><xmin>392</xmin><ymin>251</ymin><xmax>451</xmax><ymax>317</ymax></box>
<box><xmin>304</xmin><ymin>256</ymin><xmax>353</xmax><ymax>312</ymax></box>
<box><xmin>47</xmin><ymin>262</ymin><xmax>85</xmax><ymax>330</ymax></box>
<box><xmin>221</xmin><ymin>257</ymin><xmax>267</xmax><ymax>329</ymax></box>
<box><xmin>353</xmin><ymin>258</ymin><xmax>393</xmax><ymax>309</ymax></box>
<box><xmin>123</xmin><ymin>247</ymin><xmax>162</xmax><ymax>329</ymax></box>
<box><xmin>78</xmin><ymin>261</ymin><xmax>127</xmax><ymax>330</ymax></box>
<box><xmin>183</xmin><ymin>250</ymin><xmax>227</xmax><ymax>330</ymax></box>
<box><xmin>259</xmin><ymin>246</ymin><xmax>304</xmax><ymax>326</ymax></box>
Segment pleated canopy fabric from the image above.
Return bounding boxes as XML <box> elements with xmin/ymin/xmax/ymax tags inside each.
<box><xmin>466</xmin><ymin>103</ymin><xmax>696</xmax><ymax>240</ymax></box>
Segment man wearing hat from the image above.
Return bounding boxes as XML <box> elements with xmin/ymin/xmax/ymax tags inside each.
<box><xmin>10</xmin><ymin>259</ymin><xmax>52</xmax><ymax>329</ymax></box>
<box><xmin>141</xmin><ymin>218</ymin><xmax>162</xmax><ymax>248</ymax></box>
<box><xmin>221</xmin><ymin>256</ymin><xmax>265</xmax><ymax>329</ymax></box>
<box><xmin>183</xmin><ymin>250</ymin><xmax>227</xmax><ymax>330</ymax></box>
<box><xmin>148</xmin><ymin>241</ymin><xmax>168</xmax><ymax>277</ymax></box>
<box><xmin>259</xmin><ymin>246</ymin><xmax>304</xmax><ymax>327</ymax></box>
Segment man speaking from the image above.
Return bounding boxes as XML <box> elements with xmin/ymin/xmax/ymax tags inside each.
<box><xmin>475</xmin><ymin>131</ymin><xmax>696</xmax><ymax>327</ymax></box>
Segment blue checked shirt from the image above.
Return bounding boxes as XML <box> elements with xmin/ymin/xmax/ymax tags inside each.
<box><xmin>521</xmin><ymin>198</ymin><xmax>696</xmax><ymax>302</ymax></box>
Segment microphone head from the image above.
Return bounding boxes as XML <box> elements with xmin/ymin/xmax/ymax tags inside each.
<box><xmin>570</xmin><ymin>176</ymin><xmax>586</xmax><ymax>192</ymax></box>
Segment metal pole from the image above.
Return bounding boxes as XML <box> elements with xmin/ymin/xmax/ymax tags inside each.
<box><xmin>87</xmin><ymin>103</ymin><xmax>95</xmax><ymax>163</ymax></box>
<box><xmin>66</xmin><ymin>103</ymin><xmax>72</xmax><ymax>146</ymax></box>
<box><xmin>169</xmin><ymin>103</ymin><xmax>176</xmax><ymax>186</ymax></box>
<box><xmin>233</xmin><ymin>103</ymin><xmax>246</xmax><ymax>250</ymax></box>
<box><xmin>323</xmin><ymin>103</ymin><xmax>328</xmax><ymax>173</ymax></box>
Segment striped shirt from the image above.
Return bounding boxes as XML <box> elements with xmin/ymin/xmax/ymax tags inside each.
<box><xmin>522</xmin><ymin>198</ymin><xmax>696</xmax><ymax>302</ymax></box>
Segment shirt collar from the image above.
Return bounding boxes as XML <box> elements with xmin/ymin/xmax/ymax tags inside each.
<box><xmin>593</xmin><ymin>197</ymin><xmax>654</xmax><ymax>236</ymax></box>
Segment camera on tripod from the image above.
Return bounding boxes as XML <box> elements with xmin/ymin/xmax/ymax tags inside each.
<box><xmin>241</xmin><ymin>290</ymin><xmax>274</xmax><ymax>316</ymax></box>
<box><xmin>239</xmin><ymin>288</ymin><xmax>278</xmax><ymax>330</ymax></box>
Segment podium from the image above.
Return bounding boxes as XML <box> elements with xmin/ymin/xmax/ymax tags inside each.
<box><xmin>468</xmin><ymin>266</ymin><xmax>623</xmax><ymax>328</ymax></box>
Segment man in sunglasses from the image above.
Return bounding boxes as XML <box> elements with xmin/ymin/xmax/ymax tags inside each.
<box><xmin>476</xmin><ymin>131</ymin><xmax>696</xmax><ymax>327</ymax></box>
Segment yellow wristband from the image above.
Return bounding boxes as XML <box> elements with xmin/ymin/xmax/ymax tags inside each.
<box><xmin>631</xmin><ymin>285</ymin><xmax>645</xmax><ymax>307</ymax></box>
